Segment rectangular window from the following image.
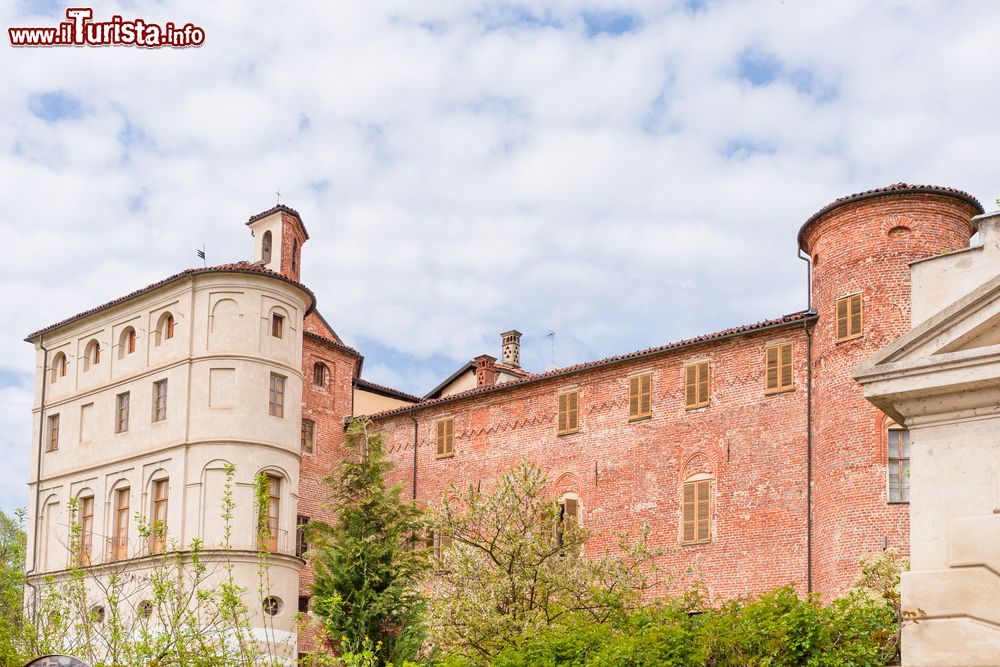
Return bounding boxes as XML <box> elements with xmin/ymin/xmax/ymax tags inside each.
<box><xmin>888</xmin><ymin>429</ymin><xmax>911</xmax><ymax>503</ymax></box>
<box><xmin>836</xmin><ymin>293</ymin><xmax>863</xmax><ymax>341</ymax></box>
<box><xmin>259</xmin><ymin>475</ymin><xmax>280</xmax><ymax>552</ymax></box>
<box><xmin>434</xmin><ymin>531</ymin><xmax>453</xmax><ymax>560</ymax></box>
<box><xmin>151</xmin><ymin>479</ymin><xmax>168</xmax><ymax>555</ymax></box>
<box><xmin>301</xmin><ymin>420</ymin><xmax>315</xmax><ymax>454</ymax></box>
<box><xmin>113</xmin><ymin>487</ymin><xmax>130</xmax><ymax>560</ymax></box>
<box><xmin>269</xmin><ymin>374</ymin><xmax>285</xmax><ymax>417</ymax></box>
<box><xmin>152</xmin><ymin>380</ymin><xmax>168</xmax><ymax>422</ymax></box>
<box><xmin>296</xmin><ymin>515</ymin><xmax>309</xmax><ymax>557</ymax></box>
<box><xmin>298</xmin><ymin>596</ymin><xmax>311</xmax><ymax>614</ymax></box>
<box><xmin>116</xmin><ymin>392</ymin><xmax>130</xmax><ymax>433</ymax></box>
<box><xmin>46</xmin><ymin>414</ymin><xmax>59</xmax><ymax>452</ymax></box>
<box><xmin>436</xmin><ymin>418</ymin><xmax>454</xmax><ymax>459</ymax></box>
<box><xmin>557</xmin><ymin>391</ymin><xmax>579</xmax><ymax>435</ymax></box>
<box><xmin>79</xmin><ymin>495</ymin><xmax>94</xmax><ymax>565</ymax></box>
<box><xmin>682</xmin><ymin>479</ymin><xmax>711</xmax><ymax>544</ymax></box>
<box><xmin>684</xmin><ymin>362</ymin><xmax>710</xmax><ymax>409</ymax></box>
<box><xmin>628</xmin><ymin>373</ymin><xmax>652</xmax><ymax>421</ymax></box>
<box><xmin>765</xmin><ymin>343</ymin><xmax>794</xmax><ymax>393</ymax></box>
<box><xmin>272</xmin><ymin>314</ymin><xmax>284</xmax><ymax>339</ymax></box>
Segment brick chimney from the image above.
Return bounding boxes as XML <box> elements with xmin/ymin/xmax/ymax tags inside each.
<box><xmin>500</xmin><ymin>330</ymin><xmax>522</xmax><ymax>368</ymax></box>
<box><xmin>474</xmin><ymin>354</ymin><xmax>499</xmax><ymax>387</ymax></box>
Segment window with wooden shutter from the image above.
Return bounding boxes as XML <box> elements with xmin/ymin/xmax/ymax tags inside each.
<box><xmin>836</xmin><ymin>293</ymin><xmax>863</xmax><ymax>341</ymax></box>
<box><xmin>765</xmin><ymin>343</ymin><xmax>794</xmax><ymax>393</ymax></box>
<box><xmin>557</xmin><ymin>391</ymin><xmax>579</xmax><ymax>435</ymax></box>
<box><xmin>113</xmin><ymin>487</ymin><xmax>130</xmax><ymax>560</ymax></box>
<box><xmin>684</xmin><ymin>362</ymin><xmax>710</xmax><ymax>409</ymax></box>
<box><xmin>301</xmin><ymin>419</ymin><xmax>315</xmax><ymax>454</ymax></box>
<box><xmin>436</xmin><ymin>418</ymin><xmax>454</xmax><ymax>459</ymax></box>
<box><xmin>150</xmin><ymin>479</ymin><xmax>168</xmax><ymax>555</ymax></box>
<box><xmin>79</xmin><ymin>495</ymin><xmax>94</xmax><ymax>565</ymax></box>
<box><xmin>434</xmin><ymin>531</ymin><xmax>453</xmax><ymax>559</ymax></box>
<box><xmin>682</xmin><ymin>479</ymin><xmax>711</xmax><ymax>544</ymax></box>
<box><xmin>556</xmin><ymin>497</ymin><xmax>579</xmax><ymax>548</ymax></box>
<box><xmin>47</xmin><ymin>414</ymin><xmax>59</xmax><ymax>452</ymax></box>
<box><xmin>629</xmin><ymin>373</ymin><xmax>652</xmax><ymax>421</ymax></box>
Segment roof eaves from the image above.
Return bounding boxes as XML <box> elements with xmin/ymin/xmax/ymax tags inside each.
<box><xmin>353</xmin><ymin>378</ymin><xmax>422</xmax><ymax>403</ymax></box>
<box><xmin>25</xmin><ymin>263</ymin><xmax>317</xmax><ymax>342</ymax></box>
<box><xmin>246</xmin><ymin>204</ymin><xmax>310</xmax><ymax>240</ymax></box>
<box><xmin>305</xmin><ymin>331</ymin><xmax>363</xmax><ymax>359</ymax></box>
<box><xmin>365</xmin><ymin>310</ymin><xmax>818</xmax><ymax>420</ymax></box>
<box><xmin>423</xmin><ymin>361</ymin><xmax>476</xmax><ymax>399</ymax></box>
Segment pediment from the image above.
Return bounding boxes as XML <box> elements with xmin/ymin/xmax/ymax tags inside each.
<box><xmin>859</xmin><ymin>273</ymin><xmax>1000</xmax><ymax>371</ymax></box>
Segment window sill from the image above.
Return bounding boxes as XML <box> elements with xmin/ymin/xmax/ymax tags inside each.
<box><xmin>835</xmin><ymin>334</ymin><xmax>863</xmax><ymax>345</ymax></box>
<box><xmin>436</xmin><ymin>452</ymin><xmax>455</xmax><ymax>460</ymax></box>
<box><xmin>557</xmin><ymin>429</ymin><xmax>580</xmax><ymax>437</ymax></box>
<box><xmin>764</xmin><ymin>386</ymin><xmax>795</xmax><ymax>396</ymax></box>
<box><xmin>684</xmin><ymin>404</ymin><xmax>710</xmax><ymax>412</ymax></box>
<box><xmin>628</xmin><ymin>414</ymin><xmax>652</xmax><ymax>423</ymax></box>
<box><xmin>681</xmin><ymin>539</ymin><xmax>712</xmax><ymax>546</ymax></box>
<box><xmin>887</xmin><ymin>501</ymin><xmax>910</xmax><ymax>505</ymax></box>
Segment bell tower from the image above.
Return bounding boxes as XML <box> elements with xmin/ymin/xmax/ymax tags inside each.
<box><xmin>246</xmin><ymin>204</ymin><xmax>309</xmax><ymax>282</ymax></box>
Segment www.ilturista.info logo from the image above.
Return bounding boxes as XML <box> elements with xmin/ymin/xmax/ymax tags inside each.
<box><xmin>9</xmin><ymin>8</ymin><xmax>205</xmax><ymax>47</ymax></box>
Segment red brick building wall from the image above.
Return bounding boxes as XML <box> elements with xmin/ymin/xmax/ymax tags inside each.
<box><xmin>292</xmin><ymin>184</ymin><xmax>983</xmax><ymax>613</ymax></box>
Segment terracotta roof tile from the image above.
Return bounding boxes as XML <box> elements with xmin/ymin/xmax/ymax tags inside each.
<box><xmin>363</xmin><ymin>310</ymin><xmax>818</xmax><ymax>420</ymax></box>
<box><xmin>246</xmin><ymin>204</ymin><xmax>310</xmax><ymax>240</ymax></box>
<box><xmin>353</xmin><ymin>378</ymin><xmax>422</xmax><ymax>403</ymax></box>
<box><xmin>305</xmin><ymin>331</ymin><xmax>363</xmax><ymax>358</ymax></box>
<box><xmin>798</xmin><ymin>183</ymin><xmax>983</xmax><ymax>248</ymax></box>
<box><xmin>25</xmin><ymin>262</ymin><xmax>316</xmax><ymax>342</ymax></box>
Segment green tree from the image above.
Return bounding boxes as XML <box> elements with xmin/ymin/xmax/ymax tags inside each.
<box><xmin>309</xmin><ymin>418</ymin><xmax>430</xmax><ymax>666</ymax></box>
<box><xmin>0</xmin><ymin>509</ymin><xmax>26</xmax><ymax>667</ymax></box>
<box><xmin>426</xmin><ymin>462</ymin><xmax>658</xmax><ymax>665</ymax></box>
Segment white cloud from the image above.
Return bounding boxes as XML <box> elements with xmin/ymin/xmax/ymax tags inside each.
<box><xmin>2</xmin><ymin>0</ymin><xmax>999</xmax><ymax>512</ymax></box>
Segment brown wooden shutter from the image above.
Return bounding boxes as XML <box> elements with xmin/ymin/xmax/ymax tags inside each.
<box><xmin>558</xmin><ymin>393</ymin><xmax>568</xmax><ymax>433</ymax></box>
<box><xmin>568</xmin><ymin>391</ymin><xmax>578</xmax><ymax>431</ymax></box>
<box><xmin>696</xmin><ymin>480</ymin><xmax>711</xmax><ymax>541</ymax></box>
<box><xmin>836</xmin><ymin>297</ymin><xmax>849</xmax><ymax>340</ymax></box>
<box><xmin>697</xmin><ymin>362</ymin><xmax>710</xmax><ymax>406</ymax></box>
<box><xmin>765</xmin><ymin>346</ymin><xmax>778</xmax><ymax>391</ymax></box>
<box><xmin>639</xmin><ymin>374</ymin><xmax>651</xmax><ymax>417</ymax></box>
<box><xmin>685</xmin><ymin>365</ymin><xmax>697</xmax><ymax>408</ymax></box>
<box><xmin>779</xmin><ymin>343</ymin><xmax>793</xmax><ymax>389</ymax></box>
<box><xmin>564</xmin><ymin>498</ymin><xmax>578</xmax><ymax>524</ymax></box>
<box><xmin>445</xmin><ymin>419</ymin><xmax>454</xmax><ymax>455</ymax></box>
<box><xmin>849</xmin><ymin>294</ymin><xmax>862</xmax><ymax>337</ymax></box>
<box><xmin>436</xmin><ymin>420</ymin><xmax>445</xmax><ymax>457</ymax></box>
<box><xmin>682</xmin><ymin>483</ymin><xmax>696</xmax><ymax>542</ymax></box>
<box><xmin>629</xmin><ymin>376</ymin><xmax>640</xmax><ymax>418</ymax></box>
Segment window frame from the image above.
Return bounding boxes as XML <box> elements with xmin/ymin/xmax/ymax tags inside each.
<box><xmin>435</xmin><ymin>417</ymin><xmax>455</xmax><ymax>459</ymax></box>
<box><xmin>681</xmin><ymin>478</ymin><xmax>712</xmax><ymax>545</ymax></box>
<box><xmin>556</xmin><ymin>495</ymin><xmax>580</xmax><ymax>549</ymax></box>
<box><xmin>764</xmin><ymin>343</ymin><xmax>795</xmax><ymax>394</ymax></box>
<box><xmin>79</xmin><ymin>495</ymin><xmax>94</xmax><ymax>565</ymax></box>
<box><xmin>835</xmin><ymin>292</ymin><xmax>864</xmax><ymax>342</ymax></box>
<box><xmin>258</xmin><ymin>474</ymin><xmax>281</xmax><ymax>553</ymax></box>
<box><xmin>557</xmin><ymin>390</ymin><xmax>580</xmax><ymax>435</ymax></box>
<box><xmin>301</xmin><ymin>419</ymin><xmax>315</xmax><ymax>454</ymax></box>
<box><xmin>271</xmin><ymin>313</ymin><xmax>284</xmax><ymax>339</ymax></box>
<box><xmin>152</xmin><ymin>379</ymin><xmax>168</xmax><ymax>422</ymax></box>
<box><xmin>887</xmin><ymin>426</ymin><xmax>911</xmax><ymax>504</ymax></box>
<box><xmin>115</xmin><ymin>392</ymin><xmax>130</xmax><ymax>433</ymax></box>
<box><xmin>150</xmin><ymin>479</ymin><xmax>168</xmax><ymax>555</ymax></box>
<box><xmin>628</xmin><ymin>373</ymin><xmax>652</xmax><ymax>422</ymax></box>
<box><xmin>684</xmin><ymin>361</ymin><xmax>711</xmax><ymax>410</ymax></box>
<box><xmin>113</xmin><ymin>487</ymin><xmax>130</xmax><ymax>560</ymax></box>
<box><xmin>296</xmin><ymin>515</ymin><xmax>309</xmax><ymax>558</ymax></box>
<box><xmin>268</xmin><ymin>374</ymin><xmax>286</xmax><ymax>418</ymax></box>
<box><xmin>312</xmin><ymin>362</ymin><xmax>329</xmax><ymax>388</ymax></box>
<box><xmin>46</xmin><ymin>414</ymin><xmax>60</xmax><ymax>452</ymax></box>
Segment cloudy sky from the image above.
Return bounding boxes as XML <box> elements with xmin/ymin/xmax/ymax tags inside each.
<box><xmin>2</xmin><ymin>0</ymin><xmax>998</xmax><ymax>514</ymax></box>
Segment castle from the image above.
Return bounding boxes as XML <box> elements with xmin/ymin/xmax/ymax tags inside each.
<box><xmin>22</xmin><ymin>183</ymin><xmax>985</xmax><ymax>656</ymax></box>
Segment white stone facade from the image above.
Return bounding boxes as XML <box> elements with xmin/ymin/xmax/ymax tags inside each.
<box><xmin>25</xmin><ymin>267</ymin><xmax>312</xmax><ymax>646</ymax></box>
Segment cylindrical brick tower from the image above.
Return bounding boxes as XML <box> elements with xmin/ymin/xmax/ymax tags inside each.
<box><xmin>799</xmin><ymin>183</ymin><xmax>982</xmax><ymax>597</ymax></box>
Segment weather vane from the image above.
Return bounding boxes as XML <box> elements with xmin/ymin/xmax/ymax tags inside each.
<box><xmin>276</xmin><ymin>188</ymin><xmax>281</xmax><ymax>205</ymax></box>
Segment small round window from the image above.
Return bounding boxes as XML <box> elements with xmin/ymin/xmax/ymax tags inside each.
<box><xmin>262</xmin><ymin>596</ymin><xmax>282</xmax><ymax>617</ymax></box>
<box><xmin>138</xmin><ymin>600</ymin><xmax>153</xmax><ymax>619</ymax></box>
<box><xmin>90</xmin><ymin>605</ymin><xmax>106</xmax><ymax>624</ymax></box>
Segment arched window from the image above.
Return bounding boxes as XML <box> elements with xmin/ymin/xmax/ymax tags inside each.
<box><xmin>155</xmin><ymin>313</ymin><xmax>175</xmax><ymax>346</ymax></box>
<box><xmin>261</xmin><ymin>230</ymin><xmax>272</xmax><ymax>264</ymax></box>
<box><xmin>50</xmin><ymin>352</ymin><xmax>67</xmax><ymax>383</ymax></box>
<box><xmin>118</xmin><ymin>327</ymin><xmax>136</xmax><ymax>359</ymax></box>
<box><xmin>150</xmin><ymin>478</ymin><xmax>169</xmax><ymax>554</ymax></box>
<box><xmin>291</xmin><ymin>240</ymin><xmax>298</xmax><ymax>273</ymax></box>
<box><xmin>312</xmin><ymin>362</ymin><xmax>329</xmax><ymax>387</ymax></box>
<box><xmin>682</xmin><ymin>473</ymin><xmax>712</xmax><ymax>544</ymax></box>
<box><xmin>887</xmin><ymin>424</ymin><xmax>910</xmax><ymax>503</ymax></box>
<box><xmin>83</xmin><ymin>339</ymin><xmax>100</xmax><ymax>371</ymax></box>
<box><xmin>556</xmin><ymin>494</ymin><xmax>580</xmax><ymax>549</ymax></box>
<box><xmin>78</xmin><ymin>494</ymin><xmax>94</xmax><ymax>565</ymax></box>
